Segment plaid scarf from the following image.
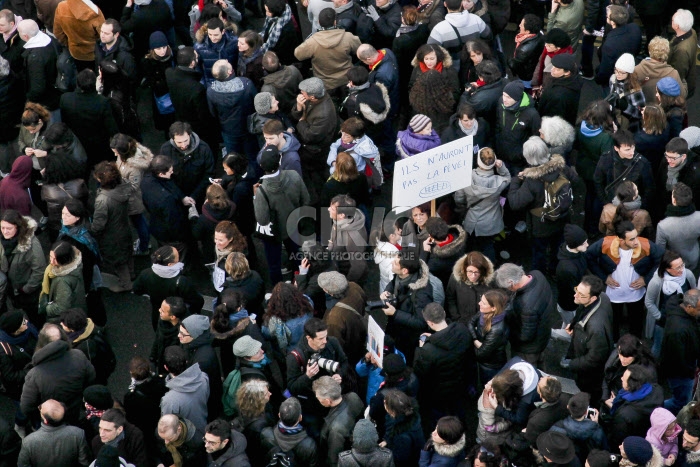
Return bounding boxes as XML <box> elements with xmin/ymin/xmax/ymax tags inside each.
<box><xmin>261</xmin><ymin>4</ymin><xmax>292</xmax><ymax>53</ymax></box>
<box><xmin>85</xmin><ymin>402</ymin><xmax>106</xmax><ymax>420</ymax></box>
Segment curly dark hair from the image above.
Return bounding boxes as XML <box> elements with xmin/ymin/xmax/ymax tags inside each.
<box><xmin>491</xmin><ymin>369</ymin><xmax>524</xmax><ymax>410</ymax></box>
<box><xmin>414</xmin><ymin>43</ymin><xmax>446</xmax><ymax>65</ymax></box>
<box><xmin>264</xmin><ymin>282</ymin><xmax>312</xmax><ymax>324</ymax></box>
<box><xmin>409</xmin><ymin>69</ymin><xmax>456</xmax><ymax>115</ymax></box>
<box><xmin>0</xmin><ymin>209</ymin><xmax>30</xmax><ymax>241</ymax></box>
<box><xmin>93</xmin><ymin>161</ymin><xmax>122</xmax><ymax>189</ymax></box>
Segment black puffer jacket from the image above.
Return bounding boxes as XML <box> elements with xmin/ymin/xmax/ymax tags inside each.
<box><xmin>469</xmin><ymin>313</ymin><xmax>508</xmax><ymax>370</ymax></box>
<box><xmin>509</xmin><ymin>33</ymin><xmax>544</xmax><ymax>81</ymax></box>
<box><xmin>413</xmin><ymin>322</ymin><xmax>473</xmax><ymax>406</ymax></box>
<box><xmin>538</xmin><ymin>73</ymin><xmax>584</xmax><ymax>125</ymax></box>
<box><xmin>508</xmin><ymin>154</ymin><xmax>578</xmax><ymax>238</ymax></box>
<box><xmin>495</xmin><ymin>93</ymin><xmax>541</xmax><ymax>168</ymax></box>
<box><xmin>607</xmin><ymin>383</ymin><xmax>664</xmax><ymax>448</ymax></box>
<box><xmin>508</xmin><ymin>270</ymin><xmax>555</xmax><ymax>355</ymax></box>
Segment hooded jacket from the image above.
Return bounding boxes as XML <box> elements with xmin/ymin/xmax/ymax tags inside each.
<box><xmin>207</xmin><ymin>76</ymin><xmax>257</xmax><ymax>138</ymax></box>
<box><xmin>53</xmin><ymin>0</ymin><xmax>105</xmax><ymax>61</ymax></box>
<box><xmin>260</xmin><ymin>65</ymin><xmax>304</xmax><ymax>115</ymax></box>
<box><xmin>260</xmin><ymin>424</ymin><xmax>318</xmax><ymax>466</ymax></box>
<box><xmin>495</xmin><ymin>93</ymin><xmax>541</xmax><ymax>167</ymax></box>
<box><xmin>20</xmin><ymin>340</ymin><xmax>96</xmax><ymax>424</ymax></box>
<box><xmin>538</xmin><ymin>72</ymin><xmax>584</xmax><ymax>125</ymax></box>
<box><xmin>445</xmin><ymin>254</ymin><xmax>493</xmax><ymax>326</ymax></box>
<box><xmin>91</xmin><ymin>182</ymin><xmax>132</xmax><ymax>267</ymax></box>
<box><xmin>342</xmin><ymin>81</ymin><xmax>391</xmax><ymax>130</ymax></box>
<box><xmin>552</xmin><ymin>416</ymin><xmax>608</xmax><ymax>457</ymax></box>
<box><xmin>633</xmin><ymin>59</ymin><xmax>688</xmax><ymax>104</ymax></box>
<box><xmin>419</xmin><ymin>436</ymin><xmax>466</xmax><ymax>467</ymax></box>
<box><xmin>254</xmin><ymin>169</ymin><xmax>310</xmax><ymax>241</ymax></box>
<box><xmin>159</xmin><ymin>132</ymin><xmax>216</xmax><ymax>204</ymax></box>
<box><xmin>41</xmin><ymin>248</ymin><xmax>87</xmax><ymax>322</ymax></box>
<box><xmin>0</xmin><ymin>217</ymin><xmax>46</xmax><ymax>295</ymax></box>
<box><xmin>161</xmin><ymin>363</ymin><xmax>210</xmax><ymax>433</ymax></box>
<box><xmin>413</xmin><ymin>322</ymin><xmax>473</xmax><ymax>405</ymax></box>
<box><xmin>396</xmin><ymin>128</ymin><xmax>441</xmax><ymax>158</ymax></box>
<box><xmin>509</xmin><ymin>270</ymin><xmax>555</xmax><ymax>354</ymax></box>
<box><xmin>660</xmin><ymin>294</ymin><xmax>700</xmax><ymax>380</ymax></box>
<box><xmin>454</xmin><ymin>163</ymin><xmax>511</xmax><ymax>237</ymax></box>
<box><xmin>256</xmin><ymin>132</ymin><xmax>302</xmax><ymax>178</ymax></box>
<box><xmin>182</xmin><ymin>329</ymin><xmax>223</xmax><ymax>419</ymax></box>
<box><xmin>207</xmin><ymin>429</ymin><xmax>251</xmax><ymax>467</ymax></box>
<box><xmin>330</xmin><ymin>210</ymin><xmax>368</xmax><ymax>283</ymax></box>
<box><xmin>508</xmin><ymin>154</ymin><xmax>577</xmax><ymax>238</ymax></box>
<box><xmin>339</xmin><ymin>446</ymin><xmax>394</xmax><ymax>467</ymax></box>
<box><xmin>555</xmin><ymin>244</ymin><xmax>588</xmax><ymax>311</ymax></box>
<box><xmin>117</xmin><ymin>144</ymin><xmax>154</xmax><ymax>189</ymax></box>
<box><xmin>646</xmin><ymin>408</ymin><xmax>682</xmax><ymax>459</ymax></box>
<box><xmin>22</xmin><ymin>32</ymin><xmax>60</xmax><ymax>109</ymax></box>
<box><xmin>328</xmin><ymin>134</ymin><xmax>378</xmax><ymax>175</ymax></box>
<box><xmin>656</xmin><ymin>209</ymin><xmax>700</xmax><ymax>271</ymax></box>
<box><xmin>421</xmin><ymin>224</ymin><xmax>467</xmax><ymax>288</ymax></box>
<box><xmin>320</xmin><ymin>393</ymin><xmax>365</xmax><ymax>467</ymax></box>
<box><xmin>0</xmin><ymin>155</ymin><xmax>32</xmax><ymax>215</ymax></box>
<box><xmin>294</xmin><ymin>28</ymin><xmax>361</xmax><ymax>90</ymax></box>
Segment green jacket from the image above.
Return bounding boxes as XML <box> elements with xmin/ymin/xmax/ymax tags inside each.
<box><xmin>0</xmin><ymin>217</ymin><xmax>47</xmax><ymax>294</ymax></box>
<box><xmin>669</xmin><ymin>29</ymin><xmax>697</xmax><ymax>98</ymax></box>
<box><xmin>39</xmin><ymin>248</ymin><xmax>87</xmax><ymax>322</ymax></box>
<box><xmin>546</xmin><ymin>0</ymin><xmax>584</xmax><ymax>52</ymax></box>
<box><xmin>575</xmin><ymin>124</ymin><xmax>614</xmax><ymax>182</ymax></box>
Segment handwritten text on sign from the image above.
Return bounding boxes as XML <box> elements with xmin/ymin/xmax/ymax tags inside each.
<box><xmin>392</xmin><ymin>136</ymin><xmax>473</xmax><ymax>209</ymax></box>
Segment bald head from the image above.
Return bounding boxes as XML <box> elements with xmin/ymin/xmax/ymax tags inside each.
<box><xmin>357</xmin><ymin>44</ymin><xmax>378</xmax><ymax>63</ymax></box>
<box><xmin>212</xmin><ymin>59</ymin><xmax>232</xmax><ymax>81</ymax></box>
<box><xmin>158</xmin><ymin>414</ymin><xmax>180</xmax><ymax>436</ymax></box>
<box><xmin>17</xmin><ymin>19</ymin><xmax>39</xmax><ymax>39</ymax></box>
<box><xmin>41</xmin><ymin>399</ymin><xmax>65</xmax><ymax>426</ymax></box>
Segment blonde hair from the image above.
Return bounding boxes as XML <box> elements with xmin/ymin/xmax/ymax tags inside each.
<box><xmin>648</xmin><ymin>36</ymin><xmax>670</xmax><ymax>62</ymax></box>
<box><xmin>332</xmin><ymin>152</ymin><xmax>360</xmax><ymax>183</ymax></box>
<box><xmin>236</xmin><ymin>379</ymin><xmax>269</xmax><ymax>419</ymax></box>
<box><xmin>225</xmin><ymin>252</ymin><xmax>250</xmax><ymax>280</ymax></box>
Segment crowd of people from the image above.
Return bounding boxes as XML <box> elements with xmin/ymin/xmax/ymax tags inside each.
<box><xmin>0</xmin><ymin>0</ymin><xmax>699</xmax><ymax>465</ymax></box>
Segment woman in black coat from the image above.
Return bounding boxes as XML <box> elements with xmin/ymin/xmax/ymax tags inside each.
<box><xmin>601</xmin><ymin>333</ymin><xmax>657</xmax><ymax>404</ymax></box>
<box><xmin>469</xmin><ymin>289</ymin><xmax>509</xmax><ymax>384</ymax></box>
<box><xmin>223</xmin><ymin>252</ymin><xmax>265</xmax><ymax>317</ymax></box>
<box><xmin>0</xmin><ymin>310</ymin><xmax>38</xmax><ymax>426</ymax></box>
<box><xmin>192</xmin><ymin>184</ymin><xmax>237</xmax><ymax>264</ymax></box>
<box><xmin>393</xmin><ymin>6</ymin><xmax>429</xmax><ymax>126</ymax></box>
<box><xmin>370</xmin><ymin>355</ymin><xmax>420</xmax><ymax>439</ymax></box>
<box><xmin>633</xmin><ymin>104</ymin><xmax>670</xmax><ymax>172</ymax></box>
<box><xmin>445</xmin><ymin>252</ymin><xmax>493</xmax><ymax>327</ymax></box>
<box><xmin>142</xmin><ymin>32</ymin><xmax>175</xmax><ymax>136</ymax></box>
<box><xmin>440</xmin><ymin>103</ymin><xmax>491</xmax><ymax>152</ymax></box>
<box><xmin>382</xmin><ymin>389</ymin><xmax>425</xmax><ymax>467</ymax></box>
<box><xmin>508</xmin><ymin>14</ymin><xmax>545</xmax><ymax>85</ymax></box>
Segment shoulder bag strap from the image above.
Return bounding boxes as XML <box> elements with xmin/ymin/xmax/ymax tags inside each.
<box><xmin>290</xmin><ymin>349</ymin><xmax>305</xmax><ymax>371</ymax></box>
<box><xmin>448</xmin><ymin>21</ymin><xmax>464</xmax><ymax>48</ymax></box>
<box><xmin>335</xmin><ymin>301</ymin><xmax>362</xmax><ymax>318</ymax></box>
<box><xmin>350</xmin><ymin>451</ymin><xmax>365</xmax><ymax>466</ymax></box>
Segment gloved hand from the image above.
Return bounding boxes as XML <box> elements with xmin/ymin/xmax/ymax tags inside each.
<box><xmin>366</xmin><ymin>5</ymin><xmax>380</xmax><ymax>20</ymax></box>
<box><xmin>560</xmin><ymin>358</ymin><xmax>571</xmax><ymax>369</ymax></box>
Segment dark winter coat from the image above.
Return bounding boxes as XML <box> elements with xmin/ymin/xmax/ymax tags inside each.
<box><xmin>122</xmin><ymin>375</ymin><xmax>168</xmax><ymax>445</ymax></box>
<box><xmin>0</xmin><ymin>326</ymin><xmax>36</xmax><ymax>400</ymax></box>
<box><xmin>260</xmin><ymin>425</ymin><xmax>318</xmax><ymax>467</ymax></box>
<box><xmin>660</xmin><ymin>294</ymin><xmax>700</xmax><ymax>379</ymax></box>
<box><xmin>260</xmin><ymin>64</ymin><xmax>304</xmax><ymax>115</ymax></box>
<box><xmin>142</xmin><ymin>52</ymin><xmax>175</xmax><ymax>130</ymax></box>
<box><xmin>461</xmin><ymin>78</ymin><xmax>505</xmax><ymax>125</ymax></box>
<box><xmin>223</xmin><ymin>166</ymin><xmax>260</xmax><ymax>237</ymax></box>
<box><xmin>90</xmin><ymin>182</ymin><xmax>132</xmax><ymax>268</ymax></box>
<box><xmin>607</xmin><ymin>383</ymin><xmax>664</xmax><ymax>448</ymax></box>
<box><xmin>634</xmin><ymin>125</ymin><xmax>671</xmax><ymax>175</ymax></box>
<box><xmin>223</xmin><ymin>271</ymin><xmax>265</xmax><ymax>317</ymax></box>
<box><xmin>386</xmin><ymin>409</ymin><xmax>425</xmax><ymax>467</ymax></box>
<box><xmin>71</xmin><ymin>320</ymin><xmax>114</xmax><ymax>385</ymax></box>
<box><xmin>508</xmin><ymin>270</ymin><xmax>555</xmax><ymax>355</ymax></box>
<box><xmin>339</xmin><ymin>446</ymin><xmax>394</xmax><ymax>467</ymax></box>
<box><xmin>194</xmin><ymin>28</ymin><xmax>238</xmax><ymax>85</ymax></box>
<box><xmin>468</xmin><ymin>312</ymin><xmax>508</xmax><ymax>371</ymax></box>
<box><xmin>508</xmin><ymin>155</ymin><xmax>578</xmax><ymax>238</ymax></box>
<box><xmin>150</xmin><ymin>319</ymin><xmax>180</xmax><ymax>373</ymax></box>
<box><xmin>341</xmin><ymin>82</ymin><xmax>391</xmax><ymax>127</ymax></box>
<box><xmin>555</xmin><ymin>245</ymin><xmax>588</xmax><ymax>311</ymax></box>
<box><xmin>133</xmin><ymin>268</ymin><xmax>204</xmax><ymax>320</ymax></box>
<box><xmin>566</xmin><ymin>294</ymin><xmax>614</xmax><ymax>394</ymax></box>
<box><xmin>320</xmin><ymin>393</ymin><xmax>365</xmax><ymax>467</ymax></box>
<box><xmin>369</xmin><ymin>0</ymin><xmax>402</xmax><ymax>50</ymax></box>
<box><xmin>140</xmin><ymin>172</ymin><xmax>191</xmax><ymax>242</ymax></box>
<box><xmin>669</xmin><ymin>29</ymin><xmax>698</xmax><ymax>98</ymax></box>
<box><xmin>206</xmin><ymin>429</ymin><xmax>251</xmax><ymax>467</ymax></box>
<box><xmin>445</xmin><ymin>254</ymin><xmax>493</xmax><ymax>326</ymax></box>
<box><xmin>575</xmin><ymin>124</ymin><xmax>614</xmax><ymax>182</ymax></box>
<box><xmin>393</xmin><ymin>23</ymin><xmax>430</xmax><ymax>101</ymax></box>
<box><xmin>586</xmin><ymin>235</ymin><xmax>664</xmax><ymax>286</ymax></box>
<box><xmin>262</xmin><ymin>18</ymin><xmax>299</xmax><ymax>66</ymax></box>
<box><xmin>368</xmin><ymin>48</ymin><xmax>400</xmax><ymax>118</ymax></box>
<box><xmin>419</xmin><ymin>436</ymin><xmax>467</xmax><ymax>467</ymax></box>
<box><xmin>159</xmin><ymin>133</ymin><xmax>215</xmax><ymax>205</ymax></box>
<box><xmin>165</xmin><ymin>66</ymin><xmax>219</xmax><ymax>143</ymax></box>
<box><xmin>551</xmin><ymin>416</ymin><xmax>608</xmax><ymax>461</ymax></box>
<box><xmin>253</xmin><ymin>169</ymin><xmax>310</xmax><ymax>241</ymax></box>
<box><xmin>656</xmin><ymin>152</ymin><xmax>700</xmax><ymax>210</ymax></box>
<box><xmin>0</xmin><ymin>71</ymin><xmax>24</xmax><ymax>143</ymax></box>
<box><xmin>60</xmin><ymin>89</ymin><xmax>119</xmax><ymax>165</ymax></box>
<box><xmin>20</xmin><ymin>340</ymin><xmax>96</xmax><ymax>424</ymax></box>
<box><xmin>421</xmin><ymin>224</ymin><xmax>467</xmax><ymax>289</ymax></box>
<box><xmin>593</xmin><ymin>150</ymin><xmax>655</xmax><ymax>207</ymax></box>
<box><xmin>495</xmin><ymin>93</ymin><xmax>541</xmax><ymax>168</ymax></box>
<box><xmin>120</xmin><ymin>0</ymin><xmax>173</xmax><ymax>59</ymax></box>
<box><xmin>91</xmin><ymin>422</ymin><xmax>149</xmax><ymax>467</ymax></box>
<box><xmin>538</xmin><ymin>73</ymin><xmax>584</xmax><ymax>125</ymax></box>
<box><xmin>323</xmin><ymin>282</ymin><xmax>367</xmax><ymax>365</ymax></box>
<box><xmin>22</xmin><ymin>35</ymin><xmax>60</xmax><ymax>110</ymax></box>
<box><xmin>95</xmin><ymin>35</ymin><xmax>137</xmax><ymax>84</ymax></box>
<box><xmin>369</xmin><ymin>373</ymin><xmax>420</xmax><ymax>439</ymax></box>
<box><xmin>0</xmin><ymin>29</ymin><xmax>26</xmax><ymax>75</ymax></box>
<box><xmin>207</xmin><ymin>76</ymin><xmax>257</xmax><ymax>138</ymax></box>
<box><xmin>509</xmin><ymin>33</ymin><xmax>545</xmax><ymax>81</ymax></box>
<box><xmin>320</xmin><ymin>175</ymin><xmax>370</xmax><ymax>211</ymax></box>
<box><xmin>524</xmin><ymin>398</ymin><xmax>570</xmax><ymax>446</ymax></box>
<box><xmin>440</xmin><ymin>114</ymin><xmax>491</xmax><ymax>148</ymax></box>
<box><xmin>0</xmin><ymin>155</ymin><xmax>32</xmax><ymax>215</ymax></box>
<box><xmin>601</xmin><ymin>347</ymin><xmax>657</xmax><ymax>401</ymax></box>
<box><xmin>291</xmin><ymin>93</ymin><xmax>339</xmax><ymax>169</ymax></box>
<box><xmin>0</xmin><ymin>217</ymin><xmax>45</xmax><ymax>295</ymax></box>
<box><xmin>595</xmin><ymin>23</ymin><xmax>642</xmax><ymax>86</ymax></box>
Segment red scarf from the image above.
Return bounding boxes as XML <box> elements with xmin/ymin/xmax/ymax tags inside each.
<box><xmin>475</xmin><ymin>78</ymin><xmax>486</xmax><ymax>87</ymax></box>
<box><xmin>535</xmin><ymin>45</ymin><xmax>573</xmax><ymax>85</ymax></box>
<box><xmin>419</xmin><ymin>61</ymin><xmax>444</xmax><ymax>73</ymax></box>
<box><xmin>436</xmin><ymin>234</ymin><xmax>454</xmax><ymax>248</ymax></box>
<box><xmin>369</xmin><ymin>49</ymin><xmax>386</xmax><ymax>71</ymax></box>
<box><xmin>514</xmin><ymin>32</ymin><xmax>536</xmax><ymax>50</ymax></box>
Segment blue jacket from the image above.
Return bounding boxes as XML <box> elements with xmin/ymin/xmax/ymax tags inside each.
<box><xmin>206</xmin><ymin>76</ymin><xmax>256</xmax><ymax>138</ymax></box>
<box><xmin>368</xmin><ymin>49</ymin><xmax>399</xmax><ymax>118</ymax></box>
<box><xmin>140</xmin><ymin>172</ymin><xmax>189</xmax><ymax>242</ymax></box>
<box><xmin>256</xmin><ymin>132</ymin><xmax>302</xmax><ymax>178</ymax></box>
<box><xmin>194</xmin><ymin>30</ymin><xmax>239</xmax><ymax>85</ymax></box>
<box><xmin>586</xmin><ymin>236</ymin><xmax>664</xmax><ymax>286</ymax></box>
<box><xmin>355</xmin><ymin>349</ymin><xmax>406</xmax><ymax>405</ymax></box>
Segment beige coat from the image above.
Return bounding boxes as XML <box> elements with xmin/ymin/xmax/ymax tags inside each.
<box><xmin>294</xmin><ymin>29</ymin><xmax>361</xmax><ymax>91</ymax></box>
<box><xmin>633</xmin><ymin>59</ymin><xmax>688</xmax><ymax>104</ymax></box>
<box><xmin>53</xmin><ymin>0</ymin><xmax>105</xmax><ymax>61</ymax></box>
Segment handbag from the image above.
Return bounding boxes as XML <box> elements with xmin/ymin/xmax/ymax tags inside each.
<box><xmin>253</xmin><ymin>186</ymin><xmax>281</xmax><ymax>242</ymax></box>
<box><xmin>154</xmin><ymin>92</ymin><xmax>175</xmax><ymax>115</ymax></box>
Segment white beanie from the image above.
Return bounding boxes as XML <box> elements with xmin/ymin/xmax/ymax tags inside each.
<box><xmin>615</xmin><ymin>53</ymin><xmax>635</xmax><ymax>74</ymax></box>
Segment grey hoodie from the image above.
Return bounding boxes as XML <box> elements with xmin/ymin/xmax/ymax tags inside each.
<box><xmin>454</xmin><ymin>164</ymin><xmax>511</xmax><ymax>236</ymax></box>
<box><xmin>169</xmin><ymin>131</ymin><xmax>201</xmax><ymax>156</ymax></box>
<box><xmin>254</xmin><ymin>170</ymin><xmax>310</xmax><ymax>241</ymax></box>
<box><xmin>161</xmin><ymin>363</ymin><xmax>210</xmax><ymax>433</ymax></box>
<box><xmin>330</xmin><ymin>210</ymin><xmax>368</xmax><ymax>283</ymax></box>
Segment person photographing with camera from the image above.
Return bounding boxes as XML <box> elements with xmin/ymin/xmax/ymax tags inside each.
<box><xmin>286</xmin><ymin>318</ymin><xmax>349</xmax><ymax>439</ymax></box>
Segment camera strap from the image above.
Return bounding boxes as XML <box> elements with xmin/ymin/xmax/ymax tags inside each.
<box><xmin>290</xmin><ymin>349</ymin><xmax>305</xmax><ymax>372</ymax></box>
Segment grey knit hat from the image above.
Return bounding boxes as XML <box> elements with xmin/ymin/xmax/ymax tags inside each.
<box><xmin>318</xmin><ymin>271</ymin><xmax>348</xmax><ymax>296</ymax></box>
<box><xmin>254</xmin><ymin>92</ymin><xmax>273</xmax><ymax>115</ymax></box>
<box><xmin>233</xmin><ymin>336</ymin><xmax>263</xmax><ymax>358</ymax></box>
<box><xmin>299</xmin><ymin>77</ymin><xmax>325</xmax><ymax>98</ymax></box>
<box><xmin>409</xmin><ymin>114</ymin><xmax>431</xmax><ymax>133</ymax></box>
<box><xmin>181</xmin><ymin>315</ymin><xmax>210</xmax><ymax>340</ymax></box>
<box><xmin>681</xmin><ymin>126</ymin><xmax>700</xmax><ymax>149</ymax></box>
<box><xmin>352</xmin><ymin>419</ymin><xmax>379</xmax><ymax>453</ymax></box>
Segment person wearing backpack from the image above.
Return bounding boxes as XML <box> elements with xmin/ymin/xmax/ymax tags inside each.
<box><xmin>508</xmin><ymin>136</ymin><xmax>579</xmax><ymax>275</ymax></box>
<box><xmin>260</xmin><ymin>397</ymin><xmax>319</xmax><ymax>467</ymax></box>
<box><xmin>60</xmin><ymin>307</ymin><xmax>116</xmax><ymax>385</ymax></box>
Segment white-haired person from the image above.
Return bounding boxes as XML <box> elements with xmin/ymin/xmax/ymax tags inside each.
<box><xmin>539</xmin><ymin>115</ymin><xmax>575</xmax><ymax>162</ymax></box>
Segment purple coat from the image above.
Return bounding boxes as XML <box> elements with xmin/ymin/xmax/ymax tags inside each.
<box><xmin>396</xmin><ymin>129</ymin><xmax>441</xmax><ymax>158</ymax></box>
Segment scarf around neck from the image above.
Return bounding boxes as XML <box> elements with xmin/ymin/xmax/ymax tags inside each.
<box><xmin>514</xmin><ymin>32</ymin><xmax>536</xmax><ymax>48</ymax></box>
<box><xmin>612</xmin><ymin>196</ymin><xmax>642</xmax><ymax>211</ymax></box>
<box><xmin>166</xmin><ymin>420</ymin><xmax>188</xmax><ymax>467</ymax></box>
<box><xmin>662</xmin><ymin>270</ymin><xmax>687</xmax><ymax>296</ymax></box>
<box><xmin>0</xmin><ymin>323</ymin><xmax>38</xmax><ymax>347</ymax></box>
<box><xmin>396</xmin><ymin>23</ymin><xmax>418</xmax><ymax>37</ymax></box>
<box><xmin>1</xmin><ymin>236</ymin><xmax>18</xmax><ymax>257</ymax></box>
<box><xmin>278</xmin><ymin>421</ymin><xmax>304</xmax><ymax>435</ymax></box>
<box><xmin>152</xmin><ymin>262</ymin><xmax>184</xmax><ymax>278</ymax></box>
<box><xmin>666</xmin><ymin>159</ymin><xmax>687</xmax><ymax>190</ymax></box>
<box><xmin>611</xmin><ymin>383</ymin><xmax>653</xmax><ymax>414</ymax></box>
<box><xmin>268</xmin><ymin>315</ymin><xmax>292</xmax><ymax>350</ymax></box>
<box><xmin>480</xmin><ymin>311</ymin><xmax>506</xmax><ymax>328</ymax></box>
<box><xmin>60</xmin><ymin>222</ymin><xmax>101</xmax><ymax>260</ymax></box>
<box><xmin>665</xmin><ymin>203</ymin><xmax>696</xmax><ymax>218</ymax></box>
<box><xmin>459</xmin><ymin>118</ymin><xmax>478</xmax><ymax>136</ymax></box>
<box><xmin>419</xmin><ymin>61</ymin><xmax>443</xmax><ymax>73</ymax></box>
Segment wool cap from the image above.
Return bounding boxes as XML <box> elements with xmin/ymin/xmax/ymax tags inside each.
<box><xmin>318</xmin><ymin>271</ymin><xmax>349</xmax><ymax>296</ymax></box>
<box><xmin>233</xmin><ymin>335</ymin><xmax>263</xmax><ymax>358</ymax></box>
<box><xmin>681</xmin><ymin>126</ymin><xmax>700</xmax><ymax>149</ymax></box>
<box><xmin>353</xmin><ymin>419</ymin><xmax>379</xmax><ymax>453</ymax></box>
<box><xmin>259</xmin><ymin>145</ymin><xmax>281</xmax><ymax>172</ymax></box>
<box><xmin>623</xmin><ymin>437</ymin><xmax>654</xmax><ymax>466</ymax></box>
<box><xmin>254</xmin><ymin>92</ymin><xmax>273</xmax><ymax>115</ymax></box>
<box><xmin>149</xmin><ymin>31</ymin><xmax>168</xmax><ymax>50</ymax></box>
<box><xmin>503</xmin><ymin>80</ymin><xmax>525</xmax><ymax>102</ymax></box>
<box><xmin>299</xmin><ymin>77</ymin><xmax>325</xmax><ymax>98</ymax></box>
<box><xmin>551</xmin><ymin>53</ymin><xmax>577</xmax><ymax>73</ymax></box>
<box><xmin>381</xmin><ymin>353</ymin><xmax>406</xmax><ymax>376</ymax></box>
<box><xmin>537</xmin><ymin>431</ymin><xmax>576</xmax><ymax>464</ymax></box>
<box><xmin>587</xmin><ymin>450</ymin><xmax>619</xmax><ymax>467</ymax></box>
<box><xmin>657</xmin><ymin>77</ymin><xmax>681</xmax><ymax>97</ymax></box>
<box><xmin>544</xmin><ymin>28</ymin><xmax>571</xmax><ymax>48</ymax></box>
<box><xmin>0</xmin><ymin>310</ymin><xmax>24</xmax><ymax>334</ymax></box>
<box><xmin>615</xmin><ymin>53</ymin><xmax>635</xmax><ymax>74</ymax></box>
<box><xmin>83</xmin><ymin>385</ymin><xmax>113</xmax><ymax>410</ymax></box>
<box><xmin>409</xmin><ymin>114</ymin><xmax>431</xmax><ymax>133</ymax></box>
<box><xmin>564</xmin><ymin>224</ymin><xmax>587</xmax><ymax>249</ymax></box>
<box><xmin>181</xmin><ymin>315</ymin><xmax>210</xmax><ymax>340</ymax></box>
<box><xmin>95</xmin><ymin>444</ymin><xmax>121</xmax><ymax>467</ymax></box>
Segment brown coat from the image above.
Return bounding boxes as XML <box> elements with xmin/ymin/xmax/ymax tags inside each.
<box><xmin>669</xmin><ymin>29</ymin><xmax>698</xmax><ymax>98</ymax></box>
<box><xmin>599</xmin><ymin>203</ymin><xmax>652</xmax><ymax>236</ymax></box>
<box><xmin>53</xmin><ymin>0</ymin><xmax>104</xmax><ymax>61</ymax></box>
<box><xmin>294</xmin><ymin>29</ymin><xmax>361</xmax><ymax>91</ymax></box>
<box><xmin>323</xmin><ymin>282</ymin><xmax>367</xmax><ymax>364</ymax></box>
<box><xmin>632</xmin><ymin>59</ymin><xmax>687</xmax><ymax>104</ymax></box>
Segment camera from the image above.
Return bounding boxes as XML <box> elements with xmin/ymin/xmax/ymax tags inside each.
<box><xmin>365</xmin><ymin>293</ymin><xmax>397</xmax><ymax>312</ymax></box>
<box><xmin>310</xmin><ymin>353</ymin><xmax>340</xmax><ymax>373</ymax></box>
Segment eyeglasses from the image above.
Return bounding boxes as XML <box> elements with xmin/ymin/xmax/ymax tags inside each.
<box><xmin>573</xmin><ymin>286</ymin><xmax>590</xmax><ymax>299</ymax></box>
<box><xmin>466</xmin><ymin>269</ymin><xmax>481</xmax><ymax>276</ymax></box>
<box><xmin>202</xmin><ymin>437</ymin><xmax>221</xmax><ymax>446</ymax></box>
<box><xmin>669</xmin><ymin>262</ymin><xmax>685</xmax><ymax>271</ymax></box>
<box><xmin>178</xmin><ymin>330</ymin><xmax>190</xmax><ymax>337</ymax></box>
<box><xmin>665</xmin><ymin>153</ymin><xmax>684</xmax><ymax>161</ymax></box>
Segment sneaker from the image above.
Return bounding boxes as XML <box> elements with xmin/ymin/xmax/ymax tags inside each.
<box><xmin>187</xmin><ymin>205</ymin><xmax>199</xmax><ymax>219</ymax></box>
<box><xmin>551</xmin><ymin>328</ymin><xmax>572</xmax><ymax>341</ymax></box>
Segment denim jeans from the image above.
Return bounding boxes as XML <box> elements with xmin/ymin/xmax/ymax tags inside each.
<box><xmin>664</xmin><ymin>377</ymin><xmax>694</xmax><ymax>415</ymax></box>
<box><xmin>130</xmin><ymin>214</ymin><xmax>150</xmax><ymax>252</ymax></box>
<box><xmin>651</xmin><ymin>324</ymin><xmax>664</xmax><ymax>358</ymax></box>
<box><xmin>262</xmin><ymin>237</ymin><xmax>299</xmax><ymax>286</ymax></box>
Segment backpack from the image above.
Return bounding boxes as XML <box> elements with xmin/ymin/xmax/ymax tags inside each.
<box><xmin>529</xmin><ymin>172</ymin><xmax>572</xmax><ymax>222</ymax></box>
<box><xmin>55</xmin><ymin>44</ymin><xmax>76</xmax><ymax>93</ymax></box>
<box><xmin>222</xmin><ymin>368</ymin><xmax>242</xmax><ymax>417</ymax></box>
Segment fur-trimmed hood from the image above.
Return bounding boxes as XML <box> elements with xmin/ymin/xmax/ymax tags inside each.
<box><xmin>431</xmin><ymin>224</ymin><xmax>467</xmax><ymax>258</ymax></box>
<box><xmin>433</xmin><ymin>434</ymin><xmax>466</xmax><ymax>457</ymax></box>
<box><xmin>620</xmin><ymin>445</ymin><xmax>664</xmax><ymax>467</ymax></box>
<box><xmin>195</xmin><ymin>22</ymin><xmax>238</xmax><ymax>44</ymax></box>
<box><xmin>118</xmin><ymin>144</ymin><xmax>154</xmax><ymax>172</ymax></box>
<box><xmin>210</xmin><ymin>317</ymin><xmax>251</xmax><ymax>341</ymax></box>
<box><xmin>520</xmin><ymin>154</ymin><xmax>566</xmax><ymax>179</ymax></box>
<box><xmin>409</xmin><ymin>260</ymin><xmax>431</xmax><ymax>290</ymax></box>
<box><xmin>360</xmin><ymin>82</ymin><xmax>391</xmax><ymax>124</ymax></box>
<box><xmin>683</xmin><ymin>449</ymin><xmax>700</xmax><ymax>465</ymax></box>
<box><xmin>452</xmin><ymin>253</ymin><xmax>494</xmax><ymax>284</ymax></box>
<box><xmin>17</xmin><ymin>216</ymin><xmax>38</xmax><ymax>253</ymax></box>
<box><xmin>411</xmin><ymin>45</ymin><xmax>453</xmax><ymax>68</ymax></box>
<box><xmin>51</xmin><ymin>247</ymin><xmax>82</xmax><ymax>277</ymax></box>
